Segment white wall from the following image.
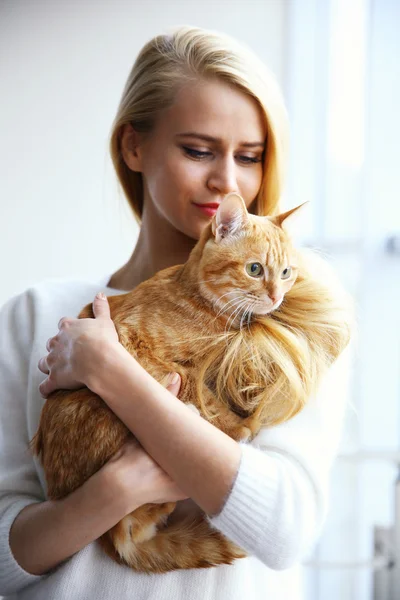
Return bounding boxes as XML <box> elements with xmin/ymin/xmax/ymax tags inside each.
<box><xmin>0</xmin><ymin>0</ymin><xmax>287</xmax><ymax>308</ymax></box>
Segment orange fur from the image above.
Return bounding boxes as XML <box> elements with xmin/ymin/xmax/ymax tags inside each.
<box><xmin>31</xmin><ymin>198</ymin><xmax>352</xmax><ymax>572</ymax></box>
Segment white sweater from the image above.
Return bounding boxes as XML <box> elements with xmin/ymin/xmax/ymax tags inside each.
<box><xmin>0</xmin><ymin>277</ymin><xmax>350</xmax><ymax>600</ymax></box>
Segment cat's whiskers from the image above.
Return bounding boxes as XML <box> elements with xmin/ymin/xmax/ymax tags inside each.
<box><xmin>215</xmin><ymin>288</ymin><xmax>248</xmax><ymax>303</ymax></box>
<box><xmin>230</xmin><ymin>300</ymin><xmax>249</xmax><ymax>332</ymax></box>
<box><xmin>214</xmin><ymin>291</ymin><xmax>247</xmax><ymax>319</ymax></box>
<box><xmin>232</xmin><ymin>294</ymin><xmax>258</xmax><ymax>324</ymax></box>
<box><xmin>239</xmin><ymin>309</ymin><xmax>251</xmax><ymax>358</ymax></box>
<box><xmin>240</xmin><ymin>303</ymin><xmax>251</xmax><ymax>332</ymax></box>
<box><xmin>247</xmin><ymin>299</ymin><xmax>260</xmax><ymax>343</ymax></box>
<box><xmin>216</xmin><ymin>298</ymin><xmax>250</xmax><ymax>336</ymax></box>
<box><xmin>196</xmin><ymin>285</ymin><xmax>252</xmax><ymax>326</ymax></box>
<box><xmin>224</xmin><ymin>299</ymin><xmax>248</xmax><ymax>337</ymax></box>
<box><xmin>224</xmin><ymin>307</ymin><xmax>237</xmax><ymax>338</ymax></box>
<box><xmin>216</xmin><ymin>290</ymin><xmax>243</xmax><ymax>302</ymax></box>
<box><xmin>215</xmin><ymin>290</ymin><xmax>246</xmax><ymax>303</ymax></box>
<box><xmin>248</xmin><ymin>299</ymin><xmax>258</xmax><ymax>326</ymax></box>
<box><xmin>240</xmin><ymin>299</ymin><xmax>258</xmax><ymax>358</ymax></box>
<box><xmin>230</xmin><ymin>294</ymin><xmax>259</xmax><ymax>329</ymax></box>
<box><xmin>215</xmin><ymin>299</ymin><xmax>241</xmax><ymax>320</ymax></box>
<box><xmin>215</xmin><ymin>298</ymin><xmax>248</xmax><ymax>329</ymax></box>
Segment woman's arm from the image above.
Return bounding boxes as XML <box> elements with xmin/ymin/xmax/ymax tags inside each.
<box><xmin>87</xmin><ymin>342</ymin><xmax>242</xmax><ymax>517</ymax></box>
<box><xmin>87</xmin><ymin>341</ymin><xmax>351</xmax><ymax>569</ymax></box>
<box><xmin>0</xmin><ymin>292</ymin><xmax>130</xmax><ymax>592</ymax></box>
<box><xmin>39</xmin><ymin>294</ymin><xmax>242</xmax><ymax>518</ymax></box>
<box><xmin>9</xmin><ymin>464</ymin><xmax>129</xmax><ymax>576</ymax></box>
<box><xmin>0</xmin><ymin>290</ymin><xmax>187</xmax><ymax>595</ymax></box>
<box><xmin>9</xmin><ymin>438</ymin><xmax>189</xmax><ymax>578</ymax></box>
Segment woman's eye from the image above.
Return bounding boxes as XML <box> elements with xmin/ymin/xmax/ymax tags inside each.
<box><xmin>182</xmin><ymin>147</ymin><xmax>262</xmax><ymax>164</ymax></box>
<box><xmin>238</xmin><ymin>155</ymin><xmax>262</xmax><ymax>165</ymax></box>
<box><xmin>182</xmin><ymin>147</ymin><xmax>212</xmax><ymax>160</ymax></box>
<box><xmin>281</xmin><ymin>267</ymin><xmax>292</xmax><ymax>280</ymax></box>
<box><xmin>246</xmin><ymin>262</ymin><xmax>263</xmax><ymax>277</ymax></box>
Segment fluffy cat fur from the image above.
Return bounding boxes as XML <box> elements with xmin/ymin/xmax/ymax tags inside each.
<box><xmin>31</xmin><ymin>193</ymin><xmax>352</xmax><ymax>573</ymax></box>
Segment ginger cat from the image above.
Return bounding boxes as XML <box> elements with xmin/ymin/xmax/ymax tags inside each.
<box><xmin>31</xmin><ymin>193</ymin><xmax>352</xmax><ymax>573</ymax></box>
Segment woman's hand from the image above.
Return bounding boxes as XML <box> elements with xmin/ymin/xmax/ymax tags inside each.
<box><xmin>38</xmin><ymin>293</ymin><xmax>119</xmax><ymax>398</ymax></box>
<box><xmin>99</xmin><ymin>375</ymin><xmax>189</xmax><ymax>510</ymax></box>
<box><xmin>103</xmin><ymin>440</ymin><xmax>189</xmax><ymax>510</ymax></box>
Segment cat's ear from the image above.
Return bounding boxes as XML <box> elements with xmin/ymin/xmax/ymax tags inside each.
<box><xmin>211</xmin><ymin>193</ymin><xmax>249</xmax><ymax>243</ymax></box>
<box><xmin>272</xmin><ymin>201</ymin><xmax>309</xmax><ymax>235</ymax></box>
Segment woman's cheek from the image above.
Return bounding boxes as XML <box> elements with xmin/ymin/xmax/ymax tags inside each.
<box><xmin>243</xmin><ymin>166</ymin><xmax>263</xmax><ymax>201</ymax></box>
<box><xmin>174</xmin><ymin>160</ymin><xmax>204</xmax><ymax>193</ymax></box>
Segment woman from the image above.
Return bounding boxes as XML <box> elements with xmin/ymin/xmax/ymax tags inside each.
<box><xmin>0</xmin><ymin>26</ymin><xmax>349</xmax><ymax>599</ymax></box>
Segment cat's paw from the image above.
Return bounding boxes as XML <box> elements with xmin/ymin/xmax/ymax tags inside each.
<box><xmin>185</xmin><ymin>403</ymin><xmax>201</xmax><ymax>416</ymax></box>
<box><xmin>238</xmin><ymin>427</ymin><xmax>252</xmax><ymax>443</ymax></box>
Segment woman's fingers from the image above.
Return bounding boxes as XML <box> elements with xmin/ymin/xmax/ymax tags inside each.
<box><xmin>92</xmin><ymin>293</ymin><xmax>111</xmax><ymax>319</ymax></box>
<box><xmin>166</xmin><ymin>373</ymin><xmax>181</xmax><ymax>396</ymax></box>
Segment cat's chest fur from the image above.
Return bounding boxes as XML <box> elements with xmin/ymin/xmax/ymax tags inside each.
<box><xmin>112</xmin><ymin>280</ymin><xmax>223</xmax><ymax>364</ymax></box>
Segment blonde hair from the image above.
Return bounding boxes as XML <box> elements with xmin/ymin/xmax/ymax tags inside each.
<box><xmin>109</xmin><ymin>26</ymin><xmax>289</xmax><ymax>224</ymax></box>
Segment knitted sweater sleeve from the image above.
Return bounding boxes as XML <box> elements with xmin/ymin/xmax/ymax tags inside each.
<box><xmin>0</xmin><ymin>291</ymin><xmax>45</xmax><ymax>595</ymax></box>
<box><xmin>206</xmin><ymin>347</ymin><xmax>351</xmax><ymax>570</ymax></box>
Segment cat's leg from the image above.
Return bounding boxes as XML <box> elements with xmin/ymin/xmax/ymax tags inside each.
<box><xmin>31</xmin><ymin>387</ymin><xmax>130</xmax><ymax>499</ymax></box>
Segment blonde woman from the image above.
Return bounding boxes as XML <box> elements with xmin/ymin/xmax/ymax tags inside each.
<box><xmin>0</xmin><ymin>27</ymin><xmax>349</xmax><ymax>600</ymax></box>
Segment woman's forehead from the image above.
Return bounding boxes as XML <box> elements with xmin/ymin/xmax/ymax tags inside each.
<box><xmin>158</xmin><ymin>80</ymin><xmax>266</xmax><ymax>143</ymax></box>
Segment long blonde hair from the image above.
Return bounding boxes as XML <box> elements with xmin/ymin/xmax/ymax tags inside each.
<box><xmin>109</xmin><ymin>26</ymin><xmax>289</xmax><ymax>223</ymax></box>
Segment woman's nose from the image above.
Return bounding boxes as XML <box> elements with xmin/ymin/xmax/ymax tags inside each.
<box><xmin>207</xmin><ymin>157</ymin><xmax>238</xmax><ymax>195</ymax></box>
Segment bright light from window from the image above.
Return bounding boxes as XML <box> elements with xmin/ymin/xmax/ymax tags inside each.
<box><xmin>327</xmin><ymin>0</ymin><xmax>367</xmax><ymax>169</ymax></box>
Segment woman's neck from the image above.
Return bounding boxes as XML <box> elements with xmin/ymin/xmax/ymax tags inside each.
<box><xmin>107</xmin><ymin>202</ymin><xmax>197</xmax><ymax>291</ymax></box>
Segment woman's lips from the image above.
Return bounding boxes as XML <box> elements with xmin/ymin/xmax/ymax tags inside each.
<box><xmin>193</xmin><ymin>203</ymin><xmax>219</xmax><ymax>217</ymax></box>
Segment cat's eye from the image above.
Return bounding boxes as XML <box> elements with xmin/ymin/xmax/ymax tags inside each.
<box><xmin>281</xmin><ymin>267</ymin><xmax>292</xmax><ymax>280</ymax></box>
<box><xmin>246</xmin><ymin>263</ymin><xmax>263</xmax><ymax>278</ymax></box>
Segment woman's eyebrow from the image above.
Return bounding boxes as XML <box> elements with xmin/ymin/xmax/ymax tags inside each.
<box><xmin>175</xmin><ymin>132</ymin><xmax>265</xmax><ymax>148</ymax></box>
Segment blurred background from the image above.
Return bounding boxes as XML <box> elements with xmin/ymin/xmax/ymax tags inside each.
<box><xmin>1</xmin><ymin>1</ymin><xmax>399</xmax><ymax>598</ymax></box>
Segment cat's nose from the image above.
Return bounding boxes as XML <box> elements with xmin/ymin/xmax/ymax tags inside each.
<box><xmin>269</xmin><ymin>294</ymin><xmax>283</xmax><ymax>305</ymax></box>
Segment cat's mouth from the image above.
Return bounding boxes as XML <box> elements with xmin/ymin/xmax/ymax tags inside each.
<box><xmin>252</xmin><ymin>297</ymin><xmax>284</xmax><ymax>315</ymax></box>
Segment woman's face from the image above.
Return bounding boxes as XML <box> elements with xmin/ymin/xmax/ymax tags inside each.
<box><xmin>123</xmin><ymin>78</ymin><xmax>267</xmax><ymax>241</ymax></box>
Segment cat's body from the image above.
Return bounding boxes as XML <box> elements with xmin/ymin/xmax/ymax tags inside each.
<box><xmin>31</xmin><ymin>194</ymin><xmax>352</xmax><ymax>573</ymax></box>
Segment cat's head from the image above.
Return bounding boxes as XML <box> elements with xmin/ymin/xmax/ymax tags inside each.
<box><xmin>197</xmin><ymin>192</ymin><xmax>306</xmax><ymax>319</ymax></box>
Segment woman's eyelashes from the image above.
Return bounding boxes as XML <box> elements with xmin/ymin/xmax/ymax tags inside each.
<box><xmin>181</xmin><ymin>146</ymin><xmax>262</xmax><ymax>164</ymax></box>
<box><xmin>182</xmin><ymin>146</ymin><xmax>212</xmax><ymax>160</ymax></box>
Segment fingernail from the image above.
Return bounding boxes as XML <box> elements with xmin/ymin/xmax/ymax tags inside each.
<box><xmin>96</xmin><ymin>292</ymin><xmax>106</xmax><ymax>300</ymax></box>
<box><xmin>169</xmin><ymin>373</ymin><xmax>180</xmax><ymax>386</ymax></box>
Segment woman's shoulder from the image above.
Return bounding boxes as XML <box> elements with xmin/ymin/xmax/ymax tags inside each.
<box><xmin>1</xmin><ymin>275</ymin><xmax>114</xmax><ymax>320</ymax></box>
<box><xmin>29</xmin><ymin>276</ymin><xmax>107</xmax><ymax>314</ymax></box>
<box><xmin>0</xmin><ymin>277</ymin><xmax>114</xmax><ymax>356</ymax></box>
